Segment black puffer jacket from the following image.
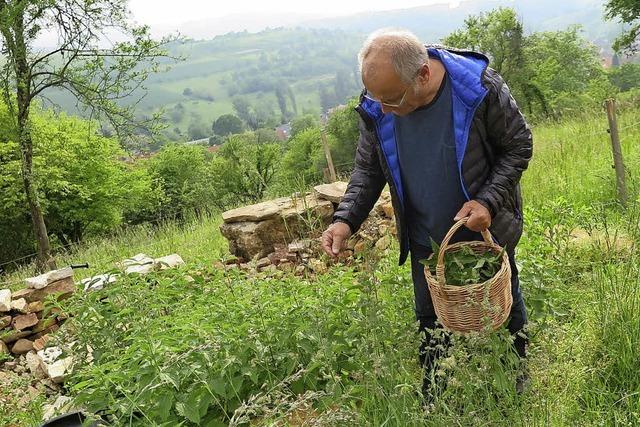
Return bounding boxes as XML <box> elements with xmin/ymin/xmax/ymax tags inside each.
<box><xmin>333</xmin><ymin>47</ymin><xmax>533</xmax><ymax>265</ymax></box>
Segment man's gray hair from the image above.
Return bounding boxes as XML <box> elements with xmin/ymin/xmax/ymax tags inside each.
<box><xmin>358</xmin><ymin>28</ymin><xmax>429</xmax><ymax>84</ymax></box>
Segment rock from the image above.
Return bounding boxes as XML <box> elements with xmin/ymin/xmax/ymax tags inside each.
<box><xmin>25</xmin><ymin>267</ymin><xmax>73</xmax><ymax>289</ymax></box>
<box><xmin>313</xmin><ymin>181</ymin><xmax>348</xmax><ymax>203</ymax></box>
<box><xmin>285</xmin><ymin>253</ymin><xmax>298</xmax><ymax>263</ymax></box>
<box><xmin>0</xmin><ymin>315</ymin><xmax>12</xmax><ymax>329</ymax></box>
<box><xmin>353</xmin><ymin>239</ymin><xmax>368</xmax><ymax>255</ymax></box>
<box><xmin>380</xmin><ymin>202</ymin><xmax>394</xmax><ymax>219</ymax></box>
<box><xmin>288</xmin><ymin>240</ymin><xmax>311</xmax><ymax>253</ymax></box>
<box><xmin>81</xmin><ymin>273</ymin><xmax>118</xmax><ymax>292</ymax></box>
<box><xmin>261</xmin><ymin>264</ymin><xmax>278</xmax><ymax>274</ymax></box>
<box><xmin>308</xmin><ymin>258</ymin><xmax>328</xmax><ymax>274</ymax></box>
<box><xmin>42</xmin><ymin>395</ymin><xmax>73</xmax><ymax>422</ymax></box>
<box><xmin>220</xmin><ymin>194</ymin><xmax>333</xmax><ymax>259</ymax></box>
<box><xmin>12</xmin><ymin>313</ymin><xmax>39</xmax><ymax>331</ymax></box>
<box><xmin>154</xmin><ymin>254</ymin><xmax>185</xmax><ymax>270</ymax></box>
<box><xmin>295</xmin><ymin>265</ymin><xmax>306</xmax><ymax>275</ymax></box>
<box><xmin>375</xmin><ymin>235</ymin><xmax>392</xmax><ymax>251</ymax></box>
<box><xmin>32</xmin><ymin>323</ymin><xmax>60</xmax><ymax>340</ymax></box>
<box><xmin>256</xmin><ymin>257</ymin><xmax>271</xmax><ymax>269</ymax></box>
<box><xmin>346</xmin><ymin>238</ymin><xmax>357</xmax><ymax>250</ymax></box>
<box><xmin>220</xmin><ymin>220</ymin><xmax>279</xmax><ymax>260</ymax></box>
<box><xmin>222</xmin><ymin>197</ymin><xmax>290</xmax><ymax>223</ymax></box>
<box><xmin>26</xmin><ymin>351</ymin><xmax>47</xmax><ymax>378</ymax></box>
<box><xmin>378</xmin><ymin>224</ymin><xmax>389</xmax><ymax>235</ymax></box>
<box><xmin>11</xmin><ymin>339</ymin><xmax>34</xmax><ymax>354</ymax></box>
<box><xmin>11</xmin><ymin>298</ymin><xmax>28</xmax><ymax>313</ymax></box>
<box><xmin>47</xmin><ymin>356</ymin><xmax>73</xmax><ymax>383</ymax></box>
<box><xmin>337</xmin><ymin>249</ymin><xmax>353</xmax><ymax>262</ymax></box>
<box><xmin>32</xmin><ymin>317</ymin><xmax>58</xmax><ymax>334</ymax></box>
<box><xmin>0</xmin><ymin>340</ymin><xmax>8</xmax><ymax>354</ymax></box>
<box><xmin>38</xmin><ymin>347</ymin><xmax>63</xmax><ymax>365</ymax></box>
<box><xmin>11</xmin><ymin>288</ymin><xmax>34</xmax><ymax>301</ymax></box>
<box><xmin>4</xmin><ymin>360</ymin><xmax>18</xmax><ymax>370</ymax></box>
<box><xmin>1</xmin><ymin>329</ymin><xmax>32</xmax><ymax>344</ymax></box>
<box><xmin>33</xmin><ymin>335</ymin><xmax>52</xmax><ymax>352</ymax></box>
<box><xmin>120</xmin><ymin>253</ymin><xmax>155</xmax><ymax>275</ymax></box>
<box><xmin>27</xmin><ymin>301</ymin><xmax>45</xmax><ymax>313</ymax></box>
<box><xmin>278</xmin><ymin>262</ymin><xmax>294</xmax><ymax>272</ymax></box>
<box><xmin>25</xmin><ymin>277</ymin><xmax>76</xmax><ymax>303</ymax></box>
<box><xmin>0</xmin><ymin>289</ymin><xmax>11</xmax><ymax>311</ymax></box>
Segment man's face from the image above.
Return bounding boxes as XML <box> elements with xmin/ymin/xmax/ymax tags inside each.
<box><xmin>362</xmin><ymin>60</ymin><xmax>425</xmax><ymax>116</ymax></box>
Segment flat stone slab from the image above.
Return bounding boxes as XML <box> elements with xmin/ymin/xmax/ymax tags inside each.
<box><xmin>313</xmin><ymin>181</ymin><xmax>348</xmax><ymax>204</ymax></box>
<box><xmin>222</xmin><ymin>196</ymin><xmax>293</xmax><ymax>223</ymax></box>
<box><xmin>25</xmin><ymin>267</ymin><xmax>73</xmax><ymax>289</ymax></box>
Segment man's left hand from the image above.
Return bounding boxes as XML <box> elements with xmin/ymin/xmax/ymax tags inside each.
<box><xmin>454</xmin><ymin>200</ymin><xmax>491</xmax><ymax>232</ymax></box>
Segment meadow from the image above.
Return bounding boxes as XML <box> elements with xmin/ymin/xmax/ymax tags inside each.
<box><xmin>2</xmin><ymin>104</ymin><xmax>640</xmax><ymax>426</ymax></box>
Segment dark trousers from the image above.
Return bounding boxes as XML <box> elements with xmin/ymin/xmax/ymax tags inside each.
<box><xmin>409</xmin><ymin>242</ymin><xmax>528</xmax><ymax>371</ymax></box>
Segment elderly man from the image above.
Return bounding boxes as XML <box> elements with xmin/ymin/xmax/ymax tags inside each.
<box><xmin>321</xmin><ymin>29</ymin><xmax>532</xmax><ymax>396</ymax></box>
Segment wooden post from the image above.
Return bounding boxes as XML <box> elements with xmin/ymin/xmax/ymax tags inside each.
<box><xmin>605</xmin><ymin>99</ymin><xmax>628</xmax><ymax>207</ymax></box>
<box><xmin>320</xmin><ymin>127</ymin><xmax>337</xmax><ymax>183</ymax></box>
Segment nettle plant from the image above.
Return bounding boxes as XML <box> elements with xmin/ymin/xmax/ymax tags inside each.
<box><xmin>420</xmin><ymin>239</ymin><xmax>505</xmax><ymax>286</ymax></box>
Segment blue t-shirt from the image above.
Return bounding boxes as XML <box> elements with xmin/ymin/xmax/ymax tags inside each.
<box><xmin>395</xmin><ymin>75</ymin><xmax>480</xmax><ymax>248</ymax></box>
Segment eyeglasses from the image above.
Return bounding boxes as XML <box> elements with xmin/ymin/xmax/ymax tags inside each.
<box><xmin>363</xmin><ymin>86</ymin><xmax>410</xmax><ymax>108</ymax></box>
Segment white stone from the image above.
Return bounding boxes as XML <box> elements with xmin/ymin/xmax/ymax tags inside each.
<box><xmin>313</xmin><ymin>181</ymin><xmax>348</xmax><ymax>203</ymax></box>
<box><xmin>25</xmin><ymin>267</ymin><xmax>73</xmax><ymax>289</ymax></box>
<box><xmin>42</xmin><ymin>395</ymin><xmax>73</xmax><ymax>421</ymax></box>
<box><xmin>25</xmin><ymin>351</ymin><xmax>47</xmax><ymax>379</ymax></box>
<box><xmin>47</xmin><ymin>356</ymin><xmax>73</xmax><ymax>383</ymax></box>
<box><xmin>154</xmin><ymin>254</ymin><xmax>185</xmax><ymax>270</ymax></box>
<box><xmin>37</xmin><ymin>346</ymin><xmax>63</xmax><ymax>365</ymax></box>
<box><xmin>0</xmin><ymin>289</ymin><xmax>11</xmax><ymax>312</ymax></box>
<box><xmin>81</xmin><ymin>273</ymin><xmax>118</xmax><ymax>292</ymax></box>
<box><xmin>119</xmin><ymin>253</ymin><xmax>155</xmax><ymax>275</ymax></box>
<box><xmin>11</xmin><ymin>298</ymin><xmax>28</xmax><ymax>313</ymax></box>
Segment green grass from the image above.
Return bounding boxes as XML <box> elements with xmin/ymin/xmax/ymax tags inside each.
<box><xmin>3</xmin><ymin>106</ymin><xmax>640</xmax><ymax>426</ymax></box>
<box><xmin>1</xmin><ymin>213</ymin><xmax>228</xmax><ymax>292</ymax></box>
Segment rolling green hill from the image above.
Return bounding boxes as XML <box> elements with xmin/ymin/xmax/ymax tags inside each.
<box><xmin>39</xmin><ymin>0</ymin><xmax>625</xmax><ymax>140</ymax></box>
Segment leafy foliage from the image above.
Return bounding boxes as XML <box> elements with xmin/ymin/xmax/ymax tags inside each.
<box><xmin>420</xmin><ymin>239</ymin><xmax>505</xmax><ymax>286</ymax></box>
<box><xmin>605</xmin><ymin>0</ymin><xmax>640</xmax><ymax>53</ymax></box>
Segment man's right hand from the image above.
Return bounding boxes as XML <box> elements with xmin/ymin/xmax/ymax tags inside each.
<box><xmin>321</xmin><ymin>222</ymin><xmax>352</xmax><ymax>258</ymax></box>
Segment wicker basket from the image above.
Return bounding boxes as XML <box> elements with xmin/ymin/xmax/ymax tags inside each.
<box><xmin>424</xmin><ymin>218</ymin><xmax>513</xmax><ymax>333</ymax></box>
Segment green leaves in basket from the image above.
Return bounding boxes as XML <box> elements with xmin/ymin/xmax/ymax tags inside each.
<box><xmin>419</xmin><ymin>238</ymin><xmax>506</xmax><ymax>286</ymax></box>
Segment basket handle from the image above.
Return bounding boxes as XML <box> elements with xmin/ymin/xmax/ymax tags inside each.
<box><xmin>435</xmin><ymin>217</ymin><xmax>495</xmax><ymax>285</ymax></box>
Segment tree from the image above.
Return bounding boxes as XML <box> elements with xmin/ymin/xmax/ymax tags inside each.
<box><xmin>232</xmin><ymin>97</ymin><xmax>257</xmax><ymax>130</ymax></box>
<box><xmin>443</xmin><ymin>7</ymin><xmax>538</xmax><ymax>111</ymax></box>
<box><xmin>275</xmin><ymin>81</ymin><xmax>290</xmax><ymax>122</ymax></box>
<box><xmin>605</xmin><ymin>0</ymin><xmax>640</xmax><ymax>54</ymax></box>
<box><xmin>609</xmin><ymin>63</ymin><xmax>640</xmax><ymax>91</ymax></box>
<box><xmin>290</xmin><ymin>114</ymin><xmax>319</xmax><ymax>138</ymax></box>
<box><xmin>187</xmin><ymin>120</ymin><xmax>210</xmax><ymax>141</ymax></box>
<box><xmin>0</xmin><ymin>0</ymin><xmax>175</xmax><ymax>270</ymax></box>
<box><xmin>524</xmin><ymin>27</ymin><xmax>605</xmax><ymax>115</ymax></box>
<box><xmin>0</xmin><ymin>102</ymin><xmax>160</xmax><ymax>264</ymax></box>
<box><xmin>148</xmin><ymin>144</ymin><xmax>215</xmax><ymax>218</ymax></box>
<box><xmin>217</xmin><ymin>133</ymin><xmax>281</xmax><ymax>203</ymax></box>
<box><xmin>280</xmin><ymin>127</ymin><xmax>323</xmax><ymax>185</ymax></box>
<box><xmin>212</xmin><ymin>114</ymin><xmax>244</xmax><ymax>137</ymax></box>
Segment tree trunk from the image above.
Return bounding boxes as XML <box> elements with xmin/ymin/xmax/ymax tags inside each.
<box><xmin>9</xmin><ymin>6</ymin><xmax>56</xmax><ymax>272</ymax></box>
<box><xmin>17</xmin><ymin>107</ymin><xmax>56</xmax><ymax>271</ymax></box>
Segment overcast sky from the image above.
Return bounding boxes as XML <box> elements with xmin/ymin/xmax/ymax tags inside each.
<box><xmin>128</xmin><ymin>0</ymin><xmax>460</xmax><ymax>25</ymax></box>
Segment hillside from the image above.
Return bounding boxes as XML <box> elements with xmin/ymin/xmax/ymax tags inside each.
<box><xmin>39</xmin><ymin>0</ymin><xmax>625</xmax><ymax>139</ymax></box>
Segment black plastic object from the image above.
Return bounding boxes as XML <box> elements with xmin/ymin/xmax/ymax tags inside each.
<box><xmin>39</xmin><ymin>411</ymin><xmax>102</xmax><ymax>427</ymax></box>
